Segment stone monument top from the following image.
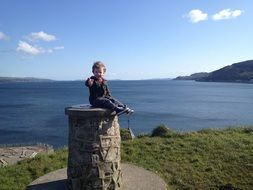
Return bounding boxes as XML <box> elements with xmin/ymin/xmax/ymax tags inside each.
<box><xmin>65</xmin><ymin>104</ymin><xmax>113</xmax><ymax>118</ymax></box>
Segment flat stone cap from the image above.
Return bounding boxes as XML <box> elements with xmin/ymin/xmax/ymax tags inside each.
<box><xmin>65</xmin><ymin>104</ymin><xmax>113</xmax><ymax>118</ymax></box>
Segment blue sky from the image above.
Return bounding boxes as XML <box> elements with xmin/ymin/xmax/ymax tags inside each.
<box><xmin>0</xmin><ymin>0</ymin><xmax>252</xmax><ymax>80</ymax></box>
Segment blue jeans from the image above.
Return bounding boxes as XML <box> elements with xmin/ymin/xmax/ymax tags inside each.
<box><xmin>91</xmin><ymin>97</ymin><xmax>125</xmax><ymax>111</ymax></box>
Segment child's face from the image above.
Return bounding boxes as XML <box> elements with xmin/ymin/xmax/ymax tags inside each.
<box><xmin>93</xmin><ymin>67</ymin><xmax>105</xmax><ymax>79</ymax></box>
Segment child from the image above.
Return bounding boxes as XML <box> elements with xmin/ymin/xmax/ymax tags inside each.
<box><xmin>85</xmin><ymin>61</ymin><xmax>134</xmax><ymax>116</ymax></box>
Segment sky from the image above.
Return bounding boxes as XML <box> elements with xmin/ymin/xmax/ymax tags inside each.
<box><xmin>0</xmin><ymin>0</ymin><xmax>253</xmax><ymax>80</ymax></box>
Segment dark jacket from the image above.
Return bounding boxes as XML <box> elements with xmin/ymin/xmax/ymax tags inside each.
<box><xmin>85</xmin><ymin>76</ymin><xmax>112</xmax><ymax>105</ymax></box>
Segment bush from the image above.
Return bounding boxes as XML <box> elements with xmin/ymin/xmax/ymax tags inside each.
<box><xmin>151</xmin><ymin>124</ymin><xmax>174</xmax><ymax>137</ymax></box>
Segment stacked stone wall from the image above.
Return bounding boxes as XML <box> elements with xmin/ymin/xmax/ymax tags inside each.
<box><xmin>66</xmin><ymin>107</ymin><xmax>122</xmax><ymax>190</ymax></box>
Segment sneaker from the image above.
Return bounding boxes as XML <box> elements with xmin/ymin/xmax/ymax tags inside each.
<box><xmin>125</xmin><ymin>108</ymin><xmax>134</xmax><ymax>115</ymax></box>
<box><xmin>114</xmin><ymin>107</ymin><xmax>134</xmax><ymax>116</ymax></box>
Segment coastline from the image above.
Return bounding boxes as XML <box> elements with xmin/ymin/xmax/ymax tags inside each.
<box><xmin>0</xmin><ymin>143</ymin><xmax>54</xmax><ymax>167</ymax></box>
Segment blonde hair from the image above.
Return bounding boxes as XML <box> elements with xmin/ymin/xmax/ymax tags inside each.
<box><xmin>92</xmin><ymin>61</ymin><xmax>106</xmax><ymax>73</ymax></box>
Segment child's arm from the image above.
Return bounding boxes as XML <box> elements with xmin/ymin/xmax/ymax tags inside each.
<box><xmin>85</xmin><ymin>77</ymin><xmax>94</xmax><ymax>87</ymax></box>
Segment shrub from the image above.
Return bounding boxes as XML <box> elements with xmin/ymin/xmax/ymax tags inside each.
<box><xmin>151</xmin><ymin>124</ymin><xmax>174</xmax><ymax>137</ymax></box>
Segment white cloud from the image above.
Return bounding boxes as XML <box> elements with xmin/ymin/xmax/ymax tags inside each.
<box><xmin>16</xmin><ymin>41</ymin><xmax>64</xmax><ymax>55</ymax></box>
<box><xmin>0</xmin><ymin>31</ymin><xmax>9</xmax><ymax>40</ymax></box>
<box><xmin>212</xmin><ymin>9</ymin><xmax>243</xmax><ymax>21</ymax></box>
<box><xmin>187</xmin><ymin>9</ymin><xmax>208</xmax><ymax>23</ymax></box>
<box><xmin>17</xmin><ymin>41</ymin><xmax>43</xmax><ymax>55</ymax></box>
<box><xmin>27</xmin><ymin>31</ymin><xmax>56</xmax><ymax>42</ymax></box>
<box><xmin>16</xmin><ymin>31</ymin><xmax>63</xmax><ymax>56</ymax></box>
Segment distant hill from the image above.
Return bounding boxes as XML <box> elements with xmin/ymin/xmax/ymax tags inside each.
<box><xmin>174</xmin><ymin>60</ymin><xmax>253</xmax><ymax>83</ymax></box>
<box><xmin>0</xmin><ymin>77</ymin><xmax>55</xmax><ymax>83</ymax></box>
<box><xmin>174</xmin><ymin>72</ymin><xmax>209</xmax><ymax>81</ymax></box>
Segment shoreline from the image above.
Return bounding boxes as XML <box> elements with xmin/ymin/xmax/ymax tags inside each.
<box><xmin>0</xmin><ymin>143</ymin><xmax>54</xmax><ymax>167</ymax></box>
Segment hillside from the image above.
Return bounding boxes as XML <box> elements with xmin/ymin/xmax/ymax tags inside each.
<box><xmin>174</xmin><ymin>60</ymin><xmax>253</xmax><ymax>83</ymax></box>
<box><xmin>174</xmin><ymin>72</ymin><xmax>209</xmax><ymax>81</ymax></box>
<box><xmin>0</xmin><ymin>77</ymin><xmax>54</xmax><ymax>83</ymax></box>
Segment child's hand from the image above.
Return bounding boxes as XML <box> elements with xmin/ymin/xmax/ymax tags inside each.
<box><xmin>86</xmin><ymin>78</ymin><xmax>94</xmax><ymax>86</ymax></box>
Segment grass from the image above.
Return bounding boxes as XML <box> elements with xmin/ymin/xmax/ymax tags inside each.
<box><xmin>0</xmin><ymin>148</ymin><xmax>68</xmax><ymax>190</ymax></box>
<box><xmin>122</xmin><ymin>127</ymin><xmax>253</xmax><ymax>189</ymax></box>
<box><xmin>0</xmin><ymin>127</ymin><xmax>252</xmax><ymax>190</ymax></box>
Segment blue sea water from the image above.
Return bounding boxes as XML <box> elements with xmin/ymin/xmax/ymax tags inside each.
<box><xmin>0</xmin><ymin>80</ymin><xmax>253</xmax><ymax>148</ymax></box>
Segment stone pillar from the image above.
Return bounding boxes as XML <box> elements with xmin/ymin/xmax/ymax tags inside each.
<box><xmin>65</xmin><ymin>105</ymin><xmax>122</xmax><ymax>190</ymax></box>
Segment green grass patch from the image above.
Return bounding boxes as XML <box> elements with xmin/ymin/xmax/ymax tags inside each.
<box><xmin>122</xmin><ymin>126</ymin><xmax>253</xmax><ymax>189</ymax></box>
<box><xmin>0</xmin><ymin>127</ymin><xmax>252</xmax><ymax>189</ymax></box>
<box><xmin>0</xmin><ymin>148</ymin><xmax>68</xmax><ymax>190</ymax></box>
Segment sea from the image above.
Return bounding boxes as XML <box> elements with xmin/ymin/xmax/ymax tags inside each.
<box><xmin>0</xmin><ymin>80</ymin><xmax>253</xmax><ymax>148</ymax></box>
